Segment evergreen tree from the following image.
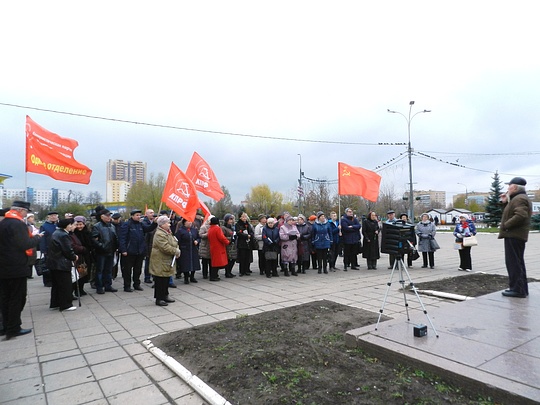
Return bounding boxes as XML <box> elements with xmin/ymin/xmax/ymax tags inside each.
<box><xmin>485</xmin><ymin>171</ymin><xmax>503</xmax><ymax>226</ymax></box>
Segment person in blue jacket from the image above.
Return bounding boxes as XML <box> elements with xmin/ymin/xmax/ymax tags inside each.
<box><xmin>118</xmin><ymin>209</ymin><xmax>157</xmax><ymax>292</ymax></box>
<box><xmin>311</xmin><ymin>211</ymin><xmax>333</xmax><ymax>274</ymax></box>
<box><xmin>453</xmin><ymin>213</ymin><xmax>477</xmax><ymax>272</ymax></box>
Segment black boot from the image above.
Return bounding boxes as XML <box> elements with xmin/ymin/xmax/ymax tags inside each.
<box><xmin>184</xmin><ymin>273</ymin><xmax>190</xmax><ymax>284</ymax></box>
<box><xmin>210</xmin><ymin>268</ymin><xmax>220</xmax><ymax>281</ymax></box>
<box><xmin>323</xmin><ymin>266</ymin><xmax>328</xmax><ymax>274</ymax></box>
<box><xmin>272</xmin><ymin>266</ymin><xmax>279</xmax><ymax>277</ymax></box>
<box><xmin>189</xmin><ymin>271</ymin><xmax>198</xmax><ymax>283</ymax></box>
<box><xmin>290</xmin><ymin>263</ymin><xmax>298</xmax><ymax>276</ymax></box>
<box><xmin>283</xmin><ymin>264</ymin><xmax>290</xmax><ymax>277</ymax></box>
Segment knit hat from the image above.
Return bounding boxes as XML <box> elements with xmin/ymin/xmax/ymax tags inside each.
<box><xmin>157</xmin><ymin>216</ymin><xmax>170</xmax><ymax>226</ymax></box>
<box><xmin>316</xmin><ymin>211</ymin><xmax>325</xmax><ymax>219</ymax></box>
<box><xmin>74</xmin><ymin>215</ymin><xmax>86</xmax><ymax>224</ymax></box>
<box><xmin>308</xmin><ymin>215</ymin><xmax>317</xmax><ymax>221</ymax></box>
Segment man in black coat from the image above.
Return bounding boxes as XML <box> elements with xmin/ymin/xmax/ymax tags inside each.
<box><xmin>0</xmin><ymin>201</ymin><xmax>42</xmax><ymax>339</ymax></box>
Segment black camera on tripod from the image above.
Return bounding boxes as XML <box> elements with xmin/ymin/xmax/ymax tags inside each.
<box><xmin>380</xmin><ymin>221</ymin><xmax>416</xmax><ymax>256</ymax></box>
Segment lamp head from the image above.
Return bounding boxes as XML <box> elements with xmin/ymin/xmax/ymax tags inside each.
<box><xmin>409</xmin><ymin>101</ymin><xmax>415</xmax><ymax>105</ymax></box>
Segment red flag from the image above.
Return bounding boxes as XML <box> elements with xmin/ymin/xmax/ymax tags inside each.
<box><xmin>25</xmin><ymin>116</ymin><xmax>92</xmax><ymax>184</ymax></box>
<box><xmin>199</xmin><ymin>200</ymin><xmax>212</xmax><ymax>223</ymax></box>
<box><xmin>185</xmin><ymin>152</ymin><xmax>224</xmax><ymax>201</ymax></box>
<box><xmin>161</xmin><ymin>162</ymin><xmax>200</xmax><ymax>222</ymax></box>
<box><xmin>338</xmin><ymin>162</ymin><xmax>381</xmax><ymax>202</ymax></box>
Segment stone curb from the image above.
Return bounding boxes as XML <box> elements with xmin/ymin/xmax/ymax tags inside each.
<box><xmin>143</xmin><ymin>338</ymin><xmax>232</xmax><ymax>405</ymax></box>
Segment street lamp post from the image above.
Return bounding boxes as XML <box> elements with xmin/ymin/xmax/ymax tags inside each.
<box><xmin>388</xmin><ymin>101</ymin><xmax>431</xmax><ymax>223</ymax></box>
<box><xmin>297</xmin><ymin>154</ymin><xmax>303</xmax><ymax>214</ymax></box>
<box><xmin>457</xmin><ymin>183</ymin><xmax>468</xmax><ymax>208</ymax></box>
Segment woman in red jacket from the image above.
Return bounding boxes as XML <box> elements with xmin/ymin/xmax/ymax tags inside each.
<box><xmin>207</xmin><ymin>216</ymin><xmax>230</xmax><ymax>281</ymax></box>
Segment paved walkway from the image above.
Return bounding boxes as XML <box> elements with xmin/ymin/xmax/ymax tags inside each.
<box><xmin>1</xmin><ymin>232</ymin><xmax>540</xmax><ymax>404</ymax></box>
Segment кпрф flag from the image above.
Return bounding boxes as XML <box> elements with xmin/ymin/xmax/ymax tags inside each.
<box><xmin>161</xmin><ymin>162</ymin><xmax>201</xmax><ymax>222</ymax></box>
<box><xmin>185</xmin><ymin>152</ymin><xmax>224</xmax><ymax>201</ymax></box>
<box><xmin>25</xmin><ymin>116</ymin><xmax>92</xmax><ymax>184</ymax></box>
<box><xmin>338</xmin><ymin>162</ymin><xmax>381</xmax><ymax>202</ymax></box>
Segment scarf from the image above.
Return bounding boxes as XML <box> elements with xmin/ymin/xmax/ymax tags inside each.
<box><xmin>6</xmin><ymin>209</ymin><xmax>34</xmax><ymax>256</ymax></box>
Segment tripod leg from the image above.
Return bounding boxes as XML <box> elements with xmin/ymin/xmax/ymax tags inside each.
<box><xmin>398</xmin><ymin>259</ymin><xmax>411</xmax><ymax>321</ymax></box>
<box><xmin>375</xmin><ymin>260</ymin><xmax>399</xmax><ymax>330</ymax></box>
<box><xmin>401</xmin><ymin>264</ymin><xmax>439</xmax><ymax>337</ymax></box>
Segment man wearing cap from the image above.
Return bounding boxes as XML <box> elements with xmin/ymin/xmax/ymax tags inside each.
<box><xmin>39</xmin><ymin>211</ymin><xmax>59</xmax><ymax>287</ymax></box>
<box><xmin>498</xmin><ymin>177</ymin><xmax>532</xmax><ymax>298</ymax></box>
<box><xmin>118</xmin><ymin>209</ymin><xmax>157</xmax><ymax>292</ymax></box>
<box><xmin>91</xmin><ymin>209</ymin><xmax>119</xmax><ymax>294</ymax></box>
<box><xmin>110</xmin><ymin>213</ymin><xmax>123</xmax><ymax>279</ymax></box>
<box><xmin>0</xmin><ymin>201</ymin><xmax>42</xmax><ymax>339</ymax></box>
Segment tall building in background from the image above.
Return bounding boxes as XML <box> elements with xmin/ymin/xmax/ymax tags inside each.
<box><xmin>106</xmin><ymin>159</ymin><xmax>147</xmax><ymax>202</ymax></box>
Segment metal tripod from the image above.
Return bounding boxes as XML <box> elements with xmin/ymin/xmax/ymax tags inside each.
<box><xmin>375</xmin><ymin>254</ymin><xmax>439</xmax><ymax>337</ymax></box>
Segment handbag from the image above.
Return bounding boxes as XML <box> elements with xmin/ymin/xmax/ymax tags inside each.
<box><xmin>34</xmin><ymin>257</ymin><xmax>48</xmax><ymax>276</ymax></box>
<box><xmin>264</xmin><ymin>251</ymin><xmax>278</xmax><ymax>260</ymax></box>
<box><xmin>429</xmin><ymin>238</ymin><xmax>440</xmax><ymax>250</ymax></box>
<box><xmin>77</xmin><ymin>261</ymin><xmax>88</xmax><ymax>277</ymax></box>
<box><xmin>411</xmin><ymin>249</ymin><xmax>420</xmax><ymax>261</ymax></box>
<box><xmin>71</xmin><ymin>266</ymin><xmax>79</xmax><ymax>283</ymax></box>
<box><xmin>462</xmin><ymin>235</ymin><xmax>478</xmax><ymax>247</ymax></box>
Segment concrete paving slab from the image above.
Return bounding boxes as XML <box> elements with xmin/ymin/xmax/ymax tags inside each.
<box><xmin>1</xmin><ymin>232</ymin><xmax>539</xmax><ymax>404</ymax></box>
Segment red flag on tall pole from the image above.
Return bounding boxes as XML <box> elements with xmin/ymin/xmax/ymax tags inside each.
<box><xmin>185</xmin><ymin>152</ymin><xmax>224</xmax><ymax>201</ymax></box>
<box><xmin>338</xmin><ymin>162</ymin><xmax>381</xmax><ymax>202</ymax></box>
<box><xmin>161</xmin><ymin>162</ymin><xmax>201</xmax><ymax>222</ymax></box>
<box><xmin>25</xmin><ymin>116</ymin><xmax>92</xmax><ymax>184</ymax></box>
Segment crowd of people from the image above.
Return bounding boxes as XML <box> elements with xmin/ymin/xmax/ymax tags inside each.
<box><xmin>0</xmin><ymin>176</ymin><xmax>533</xmax><ymax>340</ymax></box>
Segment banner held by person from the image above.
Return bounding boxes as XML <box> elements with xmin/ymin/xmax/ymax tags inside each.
<box><xmin>25</xmin><ymin>116</ymin><xmax>92</xmax><ymax>184</ymax></box>
<box><xmin>161</xmin><ymin>162</ymin><xmax>200</xmax><ymax>222</ymax></box>
<box><xmin>185</xmin><ymin>152</ymin><xmax>224</xmax><ymax>201</ymax></box>
<box><xmin>338</xmin><ymin>162</ymin><xmax>381</xmax><ymax>202</ymax></box>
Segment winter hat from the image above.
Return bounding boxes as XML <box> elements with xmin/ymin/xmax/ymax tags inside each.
<box><xmin>157</xmin><ymin>216</ymin><xmax>170</xmax><ymax>226</ymax></box>
<box><xmin>58</xmin><ymin>218</ymin><xmax>74</xmax><ymax>229</ymax></box>
<box><xmin>308</xmin><ymin>215</ymin><xmax>317</xmax><ymax>221</ymax></box>
<box><xmin>210</xmin><ymin>216</ymin><xmax>220</xmax><ymax>225</ymax></box>
<box><xmin>74</xmin><ymin>215</ymin><xmax>86</xmax><ymax>224</ymax></box>
<box><xmin>316</xmin><ymin>211</ymin><xmax>325</xmax><ymax>219</ymax></box>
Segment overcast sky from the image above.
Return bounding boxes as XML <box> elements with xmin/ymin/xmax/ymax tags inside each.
<box><xmin>1</xmin><ymin>1</ymin><xmax>539</xmax><ymax>207</ymax></box>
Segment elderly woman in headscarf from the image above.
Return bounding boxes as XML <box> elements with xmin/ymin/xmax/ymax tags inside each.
<box><xmin>453</xmin><ymin>213</ymin><xmax>477</xmax><ymax>272</ymax></box>
<box><xmin>279</xmin><ymin>214</ymin><xmax>300</xmax><ymax>276</ymax></box>
<box><xmin>296</xmin><ymin>214</ymin><xmax>312</xmax><ymax>274</ymax></box>
<box><xmin>262</xmin><ymin>217</ymin><xmax>280</xmax><ymax>278</ymax></box>
<box><xmin>416</xmin><ymin>213</ymin><xmax>438</xmax><ymax>269</ymax></box>
<box><xmin>150</xmin><ymin>216</ymin><xmax>180</xmax><ymax>306</ymax></box>
<box><xmin>235</xmin><ymin>212</ymin><xmax>254</xmax><ymax>276</ymax></box>
<box><xmin>198</xmin><ymin>215</ymin><xmax>213</xmax><ymax>279</ymax></box>
<box><xmin>221</xmin><ymin>214</ymin><xmax>237</xmax><ymax>278</ymax></box>
<box><xmin>175</xmin><ymin>218</ymin><xmax>201</xmax><ymax>284</ymax></box>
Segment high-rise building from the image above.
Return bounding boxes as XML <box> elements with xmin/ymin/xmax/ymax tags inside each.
<box><xmin>106</xmin><ymin>160</ymin><xmax>147</xmax><ymax>202</ymax></box>
<box><xmin>107</xmin><ymin>159</ymin><xmax>147</xmax><ymax>184</ymax></box>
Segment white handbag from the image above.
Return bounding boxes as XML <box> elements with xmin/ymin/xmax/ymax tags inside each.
<box><xmin>462</xmin><ymin>235</ymin><xmax>478</xmax><ymax>247</ymax></box>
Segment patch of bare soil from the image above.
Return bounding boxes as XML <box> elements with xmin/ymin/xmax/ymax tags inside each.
<box><xmin>153</xmin><ymin>276</ymin><xmax>515</xmax><ymax>405</ymax></box>
<box><xmin>413</xmin><ymin>273</ymin><xmax>539</xmax><ymax>297</ymax></box>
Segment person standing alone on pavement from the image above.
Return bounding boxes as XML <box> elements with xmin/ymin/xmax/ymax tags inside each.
<box><xmin>498</xmin><ymin>177</ymin><xmax>532</xmax><ymax>298</ymax></box>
